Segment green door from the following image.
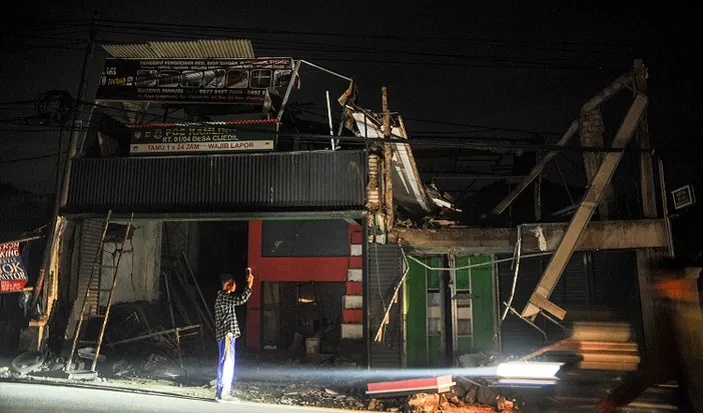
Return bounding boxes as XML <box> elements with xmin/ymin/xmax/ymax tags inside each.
<box><xmin>404</xmin><ymin>254</ymin><xmax>497</xmax><ymax>367</ymax></box>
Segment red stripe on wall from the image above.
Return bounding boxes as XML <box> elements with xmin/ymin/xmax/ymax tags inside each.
<box><xmin>346</xmin><ymin>282</ymin><xmax>363</xmax><ymax>295</ymax></box>
<box><xmin>246</xmin><ymin>220</ymin><xmax>362</xmax><ymax>349</ymax></box>
<box><xmin>343</xmin><ymin>309</ymin><xmax>363</xmax><ymax>324</ymax></box>
<box><xmin>350</xmin><ymin>231</ymin><xmax>363</xmax><ymax>245</ymax></box>
<box><xmin>348</xmin><ymin>256</ymin><xmax>363</xmax><ymax>269</ymax></box>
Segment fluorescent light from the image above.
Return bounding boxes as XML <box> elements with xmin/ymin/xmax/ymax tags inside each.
<box><xmin>495</xmin><ymin>362</ymin><xmax>563</xmax><ymax>379</ymax></box>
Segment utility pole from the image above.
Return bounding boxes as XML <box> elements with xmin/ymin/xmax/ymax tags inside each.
<box><xmin>32</xmin><ymin>14</ymin><xmax>98</xmax><ymax>313</ymax></box>
<box><xmin>634</xmin><ymin>59</ymin><xmax>657</xmax><ymax>218</ymax></box>
<box><xmin>382</xmin><ymin>87</ymin><xmax>394</xmax><ymax>232</ymax></box>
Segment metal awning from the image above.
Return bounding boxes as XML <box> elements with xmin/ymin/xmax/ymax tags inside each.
<box><xmin>102</xmin><ymin>39</ymin><xmax>255</xmax><ymax>59</ymax></box>
<box><xmin>64</xmin><ymin>150</ymin><xmax>366</xmax><ymax>215</ymax></box>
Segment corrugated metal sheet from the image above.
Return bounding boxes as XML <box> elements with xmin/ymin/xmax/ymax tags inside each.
<box><xmin>102</xmin><ymin>39</ymin><xmax>255</xmax><ymax>59</ymax></box>
<box><xmin>367</xmin><ymin>243</ymin><xmax>403</xmax><ymax>368</ymax></box>
<box><xmin>66</xmin><ymin>150</ymin><xmax>366</xmax><ymax>214</ymax></box>
<box><xmin>78</xmin><ymin>219</ymin><xmax>102</xmax><ymax>316</ymax></box>
<box><xmin>550</xmin><ymin>253</ymin><xmax>590</xmax><ymax>311</ymax></box>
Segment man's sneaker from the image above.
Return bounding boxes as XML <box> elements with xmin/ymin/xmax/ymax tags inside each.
<box><xmin>215</xmin><ymin>396</ymin><xmax>237</xmax><ymax>403</ymax></box>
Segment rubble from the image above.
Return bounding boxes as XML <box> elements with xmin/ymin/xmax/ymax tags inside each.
<box><xmin>406</xmin><ymin>393</ymin><xmax>439</xmax><ymax>413</ymax></box>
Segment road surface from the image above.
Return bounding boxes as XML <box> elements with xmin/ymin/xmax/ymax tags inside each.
<box><xmin>0</xmin><ymin>382</ymin><xmax>358</xmax><ymax>413</ymax></box>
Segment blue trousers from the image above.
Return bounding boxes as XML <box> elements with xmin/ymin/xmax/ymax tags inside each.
<box><xmin>216</xmin><ymin>334</ymin><xmax>236</xmax><ymax>399</ymax></box>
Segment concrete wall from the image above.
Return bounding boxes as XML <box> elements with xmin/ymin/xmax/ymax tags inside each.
<box><xmin>100</xmin><ymin>220</ymin><xmax>162</xmax><ymax>305</ymax></box>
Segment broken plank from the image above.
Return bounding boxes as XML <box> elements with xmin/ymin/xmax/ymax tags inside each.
<box><xmin>529</xmin><ymin>293</ymin><xmax>567</xmax><ymax>320</ymax></box>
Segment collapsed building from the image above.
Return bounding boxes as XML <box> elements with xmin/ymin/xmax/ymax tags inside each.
<box><xmin>3</xmin><ymin>40</ymin><xmax>685</xmax><ymax>380</ymax></box>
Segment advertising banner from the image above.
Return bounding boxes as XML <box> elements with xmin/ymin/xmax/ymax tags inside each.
<box><xmin>0</xmin><ymin>242</ymin><xmax>28</xmax><ymax>293</ymax></box>
<box><xmin>96</xmin><ymin>58</ymin><xmax>293</xmax><ymax>104</ymax></box>
<box><xmin>129</xmin><ymin>122</ymin><xmax>276</xmax><ymax>155</ymax></box>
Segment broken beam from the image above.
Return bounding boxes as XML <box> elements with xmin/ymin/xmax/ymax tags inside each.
<box><xmin>492</xmin><ymin>120</ymin><xmax>578</xmax><ymax>215</ymax></box>
<box><xmin>107</xmin><ymin>325</ymin><xmax>201</xmax><ymax>347</ymax></box>
<box><xmin>390</xmin><ymin>219</ymin><xmax>668</xmax><ymax>254</ymax></box>
<box><xmin>522</xmin><ymin>94</ymin><xmax>648</xmax><ymax>320</ymax></box>
<box><xmin>529</xmin><ymin>293</ymin><xmax>567</xmax><ymax>320</ymax></box>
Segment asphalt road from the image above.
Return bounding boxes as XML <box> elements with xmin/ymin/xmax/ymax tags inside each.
<box><xmin>0</xmin><ymin>382</ymin><xmax>358</xmax><ymax>413</ymax></box>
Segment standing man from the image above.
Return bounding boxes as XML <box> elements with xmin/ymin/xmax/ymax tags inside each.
<box><xmin>214</xmin><ymin>268</ymin><xmax>254</xmax><ymax>402</ymax></box>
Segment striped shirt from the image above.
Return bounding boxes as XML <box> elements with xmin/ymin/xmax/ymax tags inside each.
<box><xmin>214</xmin><ymin>287</ymin><xmax>252</xmax><ymax>341</ymax></box>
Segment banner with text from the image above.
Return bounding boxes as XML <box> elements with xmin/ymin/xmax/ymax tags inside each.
<box><xmin>0</xmin><ymin>242</ymin><xmax>28</xmax><ymax>293</ymax></box>
<box><xmin>130</xmin><ymin>123</ymin><xmax>276</xmax><ymax>155</ymax></box>
<box><xmin>96</xmin><ymin>58</ymin><xmax>294</xmax><ymax>104</ymax></box>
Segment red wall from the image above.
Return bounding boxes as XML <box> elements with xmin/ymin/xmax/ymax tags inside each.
<box><xmin>245</xmin><ymin>220</ymin><xmax>362</xmax><ymax>349</ymax></box>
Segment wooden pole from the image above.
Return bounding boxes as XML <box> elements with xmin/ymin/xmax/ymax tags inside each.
<box><xmin>33</xmin><ymin>15</ymin><xmax>98</xmax><ymax>313</ymax></box>
<box><xmin>634</xmin><ymin>59</ymin><xmax>657</xmax><ymax>218</ymax></box>
<box><xmin>382</xmin><ymin>87</ymin><xmax>394</xmax><ymax>232</ymax></box>
<box><xmin>181</xmin><ymin>251</ymin><xmax>215</xmax><ymax>326</ymax></box>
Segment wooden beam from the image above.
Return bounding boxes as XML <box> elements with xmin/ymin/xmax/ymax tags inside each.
<box><xmin>529</xmin><ymin>293</ymin><xmax>567</xmax><ymax>320</ymax></box>
<box><xmin>382</xmin><ymin>87</ymin><xmax>394</xmax><ymax>232</ymax></box>
<box><xmin>634</xmin><ymin>59</ymin><xmax>657</xmax><ymax>218</ymax></box>
<box><xmin>390</xmin><ymin>219</ymin><xmax>668</xmax><ymax>254</ymax></box>
<box><xmin>581</xmin><ymin>71</ymin><xmax>634</xmax><ymax>113</ymax></box>
<box><xmin>522</xmin><ymin>95</ymin><xmax>648</xmax><ymax>320</ymax></box>
<box><xmin>492</xmin><ymin>120</ymin><xmax>578</xmax><ymax>215</ymax></box>
<box><xmin>520</xmin><ymin>219</ymin><xmax>668</xmax><ymax>252</ymax></box>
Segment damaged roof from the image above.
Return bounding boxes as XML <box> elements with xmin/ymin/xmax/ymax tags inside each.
<box><xmin>346</xmin><ymin>107</ymin><xmax>459</xmax><ymax>215</ymax></box>
<box><xmin>102</xmin><ymin>39</ymin><xmax>255</xmax><ymax>59</ymax></box>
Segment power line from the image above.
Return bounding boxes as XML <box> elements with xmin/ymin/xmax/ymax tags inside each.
<box><xmin>0</xmin><ymin>152</ymin><xmax>64</xmax><ymax>164</ymax></box>
<box><xmin>95</xmin><ymin>24</ymin><xmax>620</xmax><ymax>68</ymax></box>
<box><xmin>97</xmin><ymin>18</ymin><xmax>635</xmax><ymax>49</ymax></box>
<box><xmin>4</xmin><ymin>23</ymin><xmax>626</xmax><ymax>71</ymax></box>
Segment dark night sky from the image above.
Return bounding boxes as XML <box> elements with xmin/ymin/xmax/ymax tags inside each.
<box><xmin>0</xmin><ymin>1</ymin><xmax>700</xmax><ymax>193</ymax></box>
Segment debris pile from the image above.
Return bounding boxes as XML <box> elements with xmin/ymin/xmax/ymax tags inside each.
<box><xmin>363</xmin><ymin>371</ymin><xmax>518</xmax><ymax>413</ymax></box>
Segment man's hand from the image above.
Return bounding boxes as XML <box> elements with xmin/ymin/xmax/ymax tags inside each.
<box><xmin>246</xmin><ymin>269</ymin><xmax>254</xmax><ymax>289</ymax></box>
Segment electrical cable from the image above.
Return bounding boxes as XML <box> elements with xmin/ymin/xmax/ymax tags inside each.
<box><xmin>96</xmin><ymin>18</ymin><xmax>636</xmax><ymax>50</ymax></box>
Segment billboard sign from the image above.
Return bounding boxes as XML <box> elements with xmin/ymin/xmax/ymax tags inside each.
<box><xmin>129</xmin><ymin>122</ymin><xmax>276</xmax><ymax>155</ymax></box>
<box><xmin>0</xmin><ymin>242</ymin><xmax>28</xmax><ymax>293</ymax></box>
<box><xmin>96</xmin><ymin>58</ymin><xmax>293</xmax><ymax>104</ymax></box>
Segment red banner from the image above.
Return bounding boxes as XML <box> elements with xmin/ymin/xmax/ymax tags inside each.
<box><xmin>0</xmin><ymin>242</ymin><xmax>28</xmax><ymax>293</ymax></box>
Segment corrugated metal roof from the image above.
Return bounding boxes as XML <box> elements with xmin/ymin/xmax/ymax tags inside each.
<box><xmin>350</xmin><ymin>111</ymin><xmax>432</xmax><ymax>213</ymax></box>
<box><xmin>65</xmin><ymin>151</ymin><xmax>365</xmax><ymax>214</ymax></box>
<box><xmin>102</xmin><ymin>39</ymin><xmax>255</xmax><ymax>59</ymax></box>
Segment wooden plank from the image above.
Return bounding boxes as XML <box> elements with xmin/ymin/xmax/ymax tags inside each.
<box><xmin>522</xmin><ymin>95</ymin><xmax>648</xmax><ymax>319</ymax></box>
<box><xmin>581</xmin><ymin>71</ymin><xmax>634</xmax><ymax>113</ymax></box>
<box><xmin>529</xmin><ymin>293</ymin><xmax>567</xmax><ymax>320</ymax></box>
<box><xmin>492</xmin><ymin>120</ymin><xmax>578</xmax><ymax>215</ymax></box>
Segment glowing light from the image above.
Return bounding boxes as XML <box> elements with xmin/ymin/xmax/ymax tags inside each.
<box><xmin>495</xmin><ymin>362</ymin><xmax>563</xmax><ymax>379</ymax></box>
